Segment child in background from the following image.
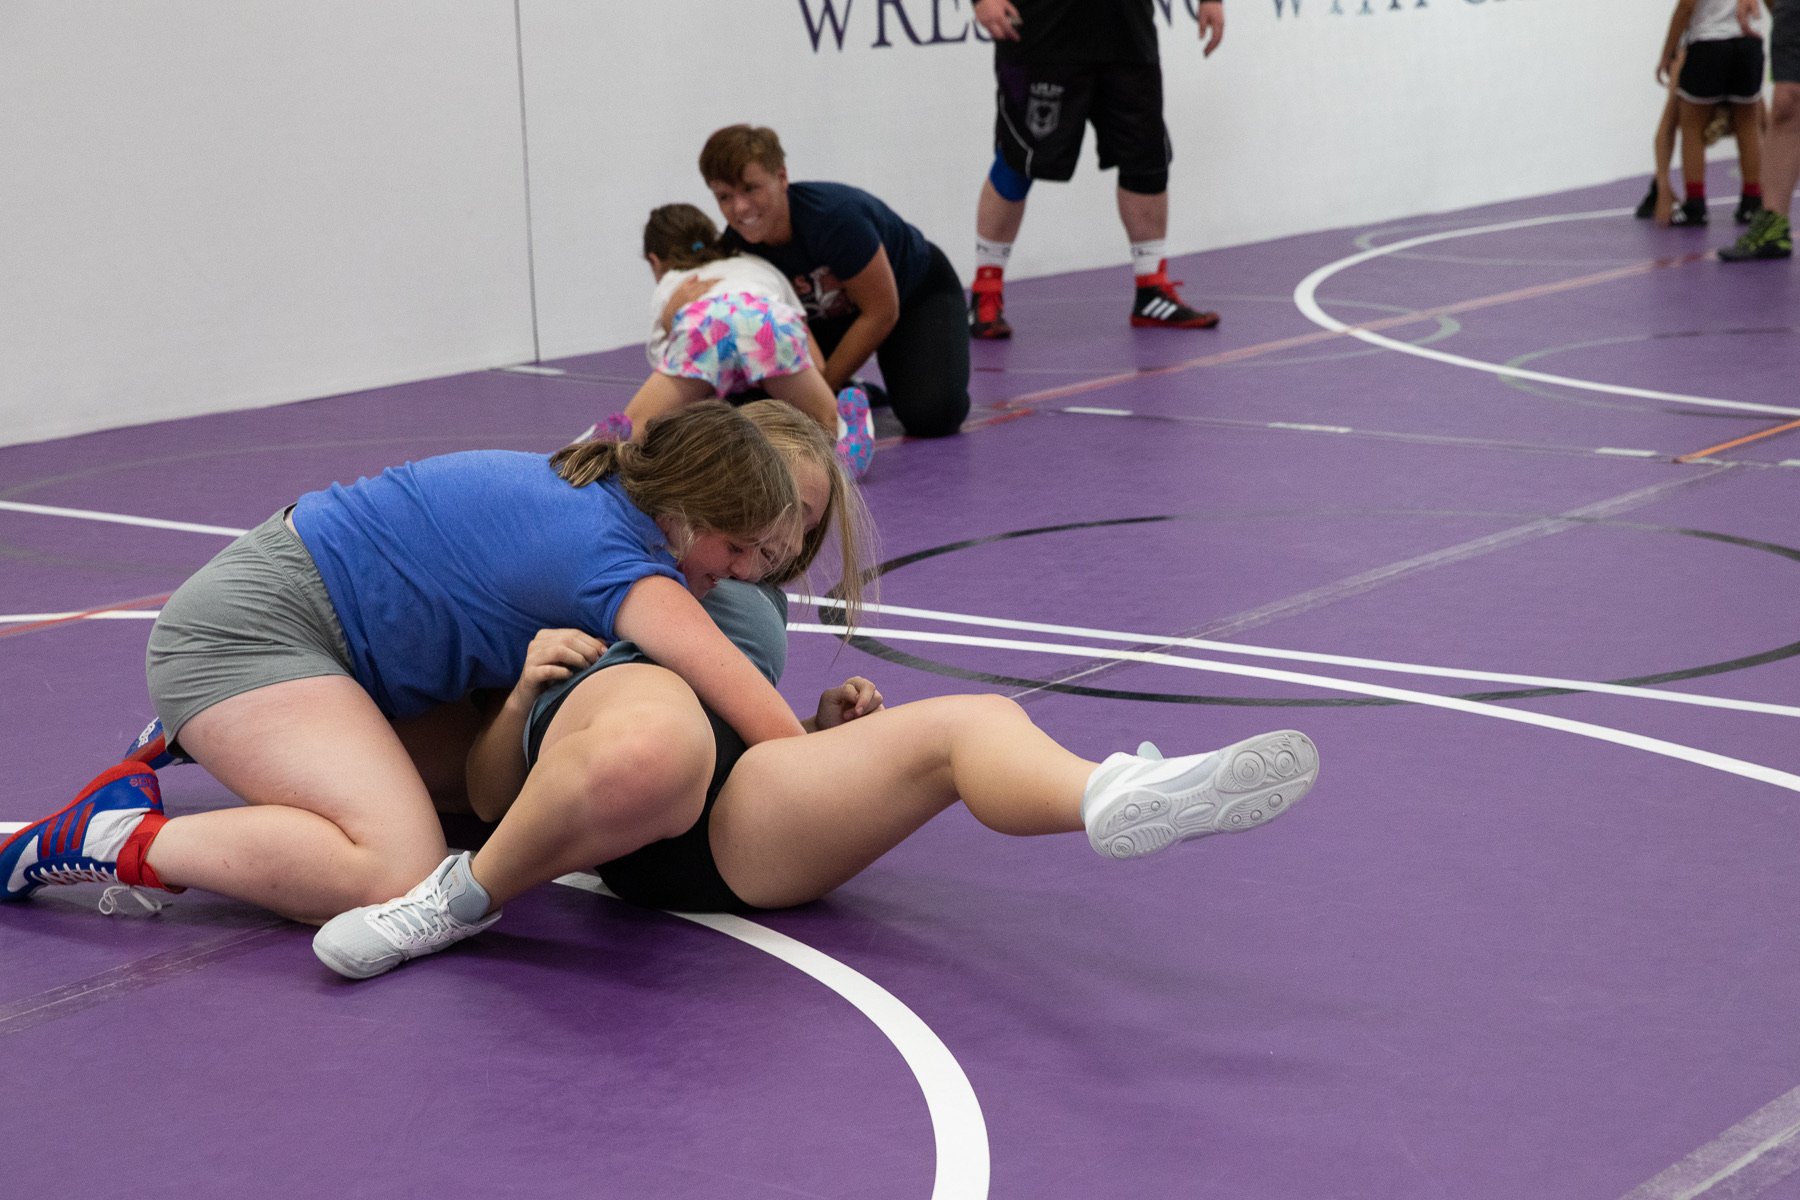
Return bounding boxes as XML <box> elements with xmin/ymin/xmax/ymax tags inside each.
<box><xmin>1657</xmin><ymin>0</ymin><xmax>1769</xmax><ymax>226</ymax></box>
<box><xmin>597</xmin><ymin>204</ymin><xmax>874</xmax><ymax>479</ymax></box>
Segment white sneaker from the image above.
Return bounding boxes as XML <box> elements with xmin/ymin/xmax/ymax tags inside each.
<box><xmin>1082</xmin><ymin>730</ymin><xmax>1319</xmax><ymax>860</ymax></box>
<box><xmin>313</xmin><ymin>852</ymin><xmax>501</xmax><ymax>979</ymax></box>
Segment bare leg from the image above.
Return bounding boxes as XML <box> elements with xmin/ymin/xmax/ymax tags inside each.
<box><xmin>1678</xmin><ymin>98</ymin><xmax>1711</xmax><ymax>210</ymax></box>
<box><xmin>1732</xmin><ymin>101</ymin><xmax>1763</xmax><ymax>194</ymax></box>
<box><xmin>1766</xmin><ymin>82</ymin><xmax>1800</xmax><ymax>220</ymax></box>
<box><xmin>1653</xmin><ymin>91</ymin><xmax>1679</xmax><ymax>222</ymax></box>
<box><xmin>621</xmin><ymin>373</ymin><xmax>715</xmax><ymax>436</ymax></box>
<box><xmin>467</xmin><ymin>664</ymin><xmax>713</xmax><ymax>909</ymax></box>
<box><xmin>145</xmin><ymin>676</ymin><xmax>451</xmax><ymax>923</ymax></box>
<box><xmin>710</xmin><ymin>694</ymin><xmax>1094</xmax><ymax>909</ymax></box>
<box><xmin>976</xmin><ymin>179</ymin><xmax>1027</xmax><ymax>243</ymax></box>
<box><xmin>1117</xmin><ymin>188</ymin><xmax>1169</xmax><ymax>244</ymax></box>
<box><xmin>761</xmin><ymin>368</ymin><xmax>839</xmax><ymax>438</ymax></box>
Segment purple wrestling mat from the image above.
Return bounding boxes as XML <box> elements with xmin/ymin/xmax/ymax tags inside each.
<box><xmin>3</xmin><ymin>169</ymin><xmax>1797</xmax><ymax>1200</ymax></box>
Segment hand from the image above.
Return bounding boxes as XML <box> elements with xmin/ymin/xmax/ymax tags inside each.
<box><xmin>1737</xmin><ymin>0</ymin><xmax>1759</xmax><ymax>34</ymax></box>
<box><xmin>660</xmin><ymin>275</ymin><xmax>719</xmax><ymax>332</ymax></box>
<box><xmin>511</xmin><ymin>628</ymin><xmax>606</xmax><ymax>703</ymax></box>
<box><xmin>1197</xmin><ymin>0</ymin><xmax>1224</xmax><ymax>56</ymax></box>
<box><xmin>814</xmin><ymin>677</ymin><xmax>883</xmax><ymax>730</ymax></box>
<box><xmin>975</xmin><ymin>0</ymin><xmax>1022</xmax><ymax>41</ymax></box>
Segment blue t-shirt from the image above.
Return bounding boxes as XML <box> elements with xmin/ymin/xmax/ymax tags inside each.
<box><xmin>721</xmin><ymin>181</ymin><xmax>930</xmax><ymax>322</ymax></box>
<box><xmin>291</xmin><ymin>451</ymin><xmax>682</xmax><ymax>718</ymax></box>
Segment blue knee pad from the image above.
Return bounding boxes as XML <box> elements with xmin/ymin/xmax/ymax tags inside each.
<box><xmin>1118</xmin><ymin>168</ymin><xmax>1168</xmax><ymax>196</ymax></box>
<box><xmin>988</xmin><ymin>152</ymin><xmax>1032</xmax><ymax>202</ymax></box>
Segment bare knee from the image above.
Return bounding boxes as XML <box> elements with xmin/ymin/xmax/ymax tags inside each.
<box><xmin>551</xmin><ymin>713</ymin><xmax>712</xmax><ymax>840</ymax></box>
<box><xmin>1772</xmin><ymin>84</ymin><xmax>1800</xmax><ymax>130</ymax></box>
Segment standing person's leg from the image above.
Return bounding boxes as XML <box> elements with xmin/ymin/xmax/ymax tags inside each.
<box><xmin>872</xmin><ymin>245</ymin><xmax>971</xmax><ymax>439</ymax></box>
<box><xmin>1097</xmin><ymin>64</ymin><xmax>1218</xmax><ymax>328</ymax></box>
<box><xmin>1676</xmin><ymin>98</ymin><xmax>1714</xmax><ymax>225</ymax></box>
<box><xmin>1644</xmin><ymin>88</ymin><xmax>1681</xmax><ymax>221</ymax></box>
<box><xmin>1732</xmin><ymin>100</ymin><xmax>1766</xmax><ymax>220</ymax></box>
<box><xmin>1721</xmin><ymin>5</ymin><xmax>1799</xmax><ymax>261</ymax></box>
<box><xmin>709</xmin><ymin>695</ymin><xmax>1320</xmax><ymax>909</ymax></box>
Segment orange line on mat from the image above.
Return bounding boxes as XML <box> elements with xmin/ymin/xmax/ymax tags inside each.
<box><xmin>1674</xmin><ymin>417</ymin><xmax>1800</xmax><ymax>463</ymax></box>
<box><xmin>872</xmin><ymin>249</ymin><xmax>1708</xmax><ymax>448</ymax></box>
<box><xmin>0</xmin><ymin>592</ymin><xmax>173</xmax><ymax>640</ymax></box>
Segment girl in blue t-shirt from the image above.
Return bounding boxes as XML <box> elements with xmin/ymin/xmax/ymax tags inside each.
<box><xmin>0</xmin><ymin>403</ymin><xmax>831</xmax><ymax>926</ymax></box>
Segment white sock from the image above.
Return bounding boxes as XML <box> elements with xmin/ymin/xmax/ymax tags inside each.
<box><xmin>975</xmin><ymin>237</ymin><xmax>1013</xmax><ymax>270</ymax></box>
<box><xmin>444</xmin><ymin>852</ymin><xmax>494</xmax><ymax>922</ymax></box>
<box><xmin>1130</xmin><ymin>241</ymin><xmax>1167</xmax><ymax>278</ymax></box>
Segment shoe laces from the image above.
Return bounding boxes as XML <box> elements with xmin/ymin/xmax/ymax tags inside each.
<box><xmin>99</xmin><ymin>885</ymin><xmax>165</xmax><ymax>916</ymax></box>
<box><xmin>365</xmin><ymin>888</ymin><xmax>463</xmax><ymax>948</ymax></box>
<box><xmin>32</xmin><ymin>863</ymin><xmax>119</xmax><ymax>887</ymax></box>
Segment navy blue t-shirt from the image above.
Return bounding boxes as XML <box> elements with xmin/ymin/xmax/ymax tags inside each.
<box><xmin>721</xmin><ymin>181</ymin><xmax>930</xmax><ymax>322</ymax></box>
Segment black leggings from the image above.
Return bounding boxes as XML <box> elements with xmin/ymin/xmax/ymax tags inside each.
<box><xmin>813</xmin><ymin>241</ymin><xmax>970</xmax><ymax>439</ymax></box>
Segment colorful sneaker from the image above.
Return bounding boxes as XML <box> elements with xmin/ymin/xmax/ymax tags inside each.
<box><xmin>1633</xmin><ymin>177</ymin><xmax>1660</xmax><ymax>220</ymax></box>
<box><xmin>835</xmin><ymin>386</ymin><xmax>875</xmax><ymax>479</ymax></box>
<box><xmin>1131</xmin><ymin>262</ymin><xmax>1220</xmax><ymax>329</ymax></box>
<box><xmin>968</xmin><ymin>265</ymin><xmax>1012</xmax><ymax>340</ymax></box>
<box><xmin>313</xmin><ymin>852</ymin><xmax>501</xmax><ymax>979</ymax></box>
<box><xmin>123</xmin><ymin>717</ymin><xmax>192</xmax><ymax>771</ymax></box>
<box><xmin>1082</xmin><ymin>730</ymin><xmax>1318</xmax><ymax>860</ymax></box>
<box><xmin>1669</xmin><ymin>199</ymin><xmax>1709</xmax><ymax>228</ymax></box>
<box><xmin>0</xmin><ymin>762</ymin><xmax>168</xmax><ymax>900</ymax></box>
<box><xmin>1719</xmin><ymin>210</ymin><xmax>1793</xmax><ymax>261</ymax></box>
<box><xmin>1734</xmin><ymin>194</ymin><xmax>1763</xmax><ymax>225</ymax></box>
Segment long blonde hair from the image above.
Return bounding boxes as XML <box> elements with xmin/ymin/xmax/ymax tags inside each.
<box><xmin>548</xmin><ymin>401</ymin><xmax>798</xmax><ymax>560</ymax></box>
<box><xmin>738</xmin><ymin>399</ymin><xmax>875</xmax><ymax>630</ymax></box>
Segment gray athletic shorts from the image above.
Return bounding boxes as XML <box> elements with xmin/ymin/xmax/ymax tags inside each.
<box><xmin>146</xmin><ymin>508</ymin><xmax>353</xmax><ymax>745</ymax></box>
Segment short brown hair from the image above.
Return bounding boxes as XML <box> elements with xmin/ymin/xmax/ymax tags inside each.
<box><xmin>699</xmin><ymin>124</ymin><xmax>786</xmax><ymax>187</ymax></box>
<box><xmin>548</xmin><ymin>401</ymin><xmax>798</xmax><ymax>561</ymax></box>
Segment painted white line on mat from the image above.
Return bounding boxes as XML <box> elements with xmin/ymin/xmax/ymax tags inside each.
<box><xmin>1619</xmin><ymin>1083</ymin><xmax>1800</xmax><ymax>1200</ymax></box>
<box><xmin>788</xmin><ymin>622</ymin><xmax>1800</xmax><ymax>793</ymax></box>
<box><xmin>795</xmin><ymin>596</ymin><xmax>1800</xmax><ymax>720</ymax></box>
<box><xmin>0</xmin><ymin>500</ymin><xmax>249</xmax><ymax>538</ymax></box>
<box><xmin>1</xmin><ymin>611</ymin><xmax>161</xmax><ymax>624</ymax></box>
<box><xmin>555</xmin><ymin>872</ymin><xmax>989</xmax><ymax>1200</ymax></box>
<box><xmin>1062</xmin><ymin>405</ymin><xmax>1133</xmax><ymax>416</ymax></box>
<box><xmin>0</xmin><ymin>833</ymin><xmax>990</xmax><ymax>1199</ymax></box>
<box><xmin>1293</xmin><ymin>209</ymin><xmax>1800</xmax><ymax>419</ymax></box>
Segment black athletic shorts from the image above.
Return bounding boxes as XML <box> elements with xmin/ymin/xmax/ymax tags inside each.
<box><xmin>993</xmin><ymin>60</ymin><xmax>1170</xmax><ymax>182</ymax></box>
<box><xmin>1677</xmin><ymin>36</ymin><xmax>1766</xmax><ymax>104</ymax></box>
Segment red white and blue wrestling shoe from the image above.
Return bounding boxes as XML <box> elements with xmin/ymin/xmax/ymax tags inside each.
<box><xmin>123</xmin><ymin>717</ymin><xmax>193</xmax><ymax>771</ymax></box>
<box><xmin>1</xmin><ymin>762</ymin><xmax>168</xmax><ymax>900</ymax></box>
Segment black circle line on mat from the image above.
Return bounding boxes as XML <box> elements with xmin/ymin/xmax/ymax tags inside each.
<box><xmin>812</xmin><ymin>512</ymin><xmax>1800</xmax><ymax>709</ymax></box>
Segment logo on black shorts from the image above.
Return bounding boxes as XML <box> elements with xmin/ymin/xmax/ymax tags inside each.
<box><xmin>1027</xmin><ymin>82</ymin><xmax>1064</xmax><ymax>138</ymax></box>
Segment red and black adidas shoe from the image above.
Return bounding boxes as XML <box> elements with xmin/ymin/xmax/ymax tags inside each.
<box><xmin>1131</xmin><ymin>262</ymin><xmax>1220</xmax><ymax>329</ymax></box>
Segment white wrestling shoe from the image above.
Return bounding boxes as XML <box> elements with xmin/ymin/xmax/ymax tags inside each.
<box><xmin>313</xmin><ymin>852</ymin><xmax>501</xmax><ymax>979</ymax></box>
<box><xmin>1082</xmin><ymin>730</ymin><xmax>1319</xmax><ymax>860</ymax></box>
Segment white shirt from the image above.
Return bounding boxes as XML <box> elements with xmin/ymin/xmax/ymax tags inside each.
<box><xmin>1688</xmin><ymin>0</ymin><xmax>1763</xmax><ymax>44</ymax></box>
<box><xmin>645</xmin><ymin>254</ymin><xmax>805</xmax><ymax>366</ymax></box>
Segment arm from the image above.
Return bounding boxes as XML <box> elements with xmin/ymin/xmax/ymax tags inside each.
<box><xmin>1197</xmin><ymin>0</ymin><xmax>1224</xmax><ymax>57</ymax></box>
<box><xmin>1658</xmin><ymin>0</ymin><xmax>1697</xmax><ymax>84</ymax></box>
<box><xmin>659</xmin><ymin>274</ymin><xmax>719</xmax><ymax>334</ymax></box>
<box><xmin>819</xmin><ymin>245</ymin><xmax>902</xmax><ymax>390</ymax></box>
<box><xmin>466</xmin><ymin>628</ymin><xmax>606</xmax><ymax>822</ymax></box>
<box><xmin>613</xmin><ymin>575</ymin><xmax>807</xmax><ymax>744</ymax></box>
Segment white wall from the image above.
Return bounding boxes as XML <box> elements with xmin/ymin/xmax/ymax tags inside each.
<box><xmin>1</xmin><ymin>0</ymin><xmax>1675</xmax><ymax>447</ymax></box>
